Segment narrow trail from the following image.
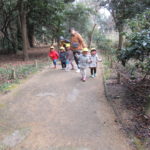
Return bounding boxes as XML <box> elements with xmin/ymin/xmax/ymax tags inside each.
<box><xmin>0</xmin><ymin>64</ymin><xmax>133</xmax><ymax>150</ymax></box>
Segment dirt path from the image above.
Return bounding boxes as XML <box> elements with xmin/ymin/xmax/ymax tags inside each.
<box><xmin>0</xmin><ymin>64</ymin><xmax>134</xmax><ymax>150</ymax></box>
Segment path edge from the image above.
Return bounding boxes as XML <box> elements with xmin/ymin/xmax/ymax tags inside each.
<box><xmin>101</xmin><ymin>63</ymin><xmax>139</xmax><ymax>150</ymax></box>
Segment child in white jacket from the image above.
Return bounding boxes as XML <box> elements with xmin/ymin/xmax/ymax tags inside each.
<box><xmin>89</xmin><ymin>48</ymin><xmax>102</xmax><ymax>78</ymax></box>
<box><xmin>77</xmin><ymin>48</ymin><xmax>90</xmax><ymax>82</ymax></box>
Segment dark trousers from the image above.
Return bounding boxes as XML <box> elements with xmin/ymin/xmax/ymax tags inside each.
<box><xmin>73</xmin><ymin>50</ymin><xmax>81</xmax><ymax>68</ymax></box>
<box><xmin>90</xmin><ymin>67</ymin><xmax>96</xmax><ymax>75</ymax></box>
<box><xmin>61</xmin><ymin>61</ymin><xmax>66</xmax><ymax>68</ymax></box>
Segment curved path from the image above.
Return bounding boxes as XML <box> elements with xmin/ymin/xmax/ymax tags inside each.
<box><xmin>0</xmin><ymin>64</ymin><xmax>133</xmax><ymax>150</ymax></box>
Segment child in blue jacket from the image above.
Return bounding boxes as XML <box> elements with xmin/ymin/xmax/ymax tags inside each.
<box><xmin>59</xmin><ymin>47</ymin><xmax>67</xmax><ymax>69</ymax></box>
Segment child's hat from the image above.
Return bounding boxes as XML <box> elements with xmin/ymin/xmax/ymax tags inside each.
<box><xmin>66</xmin><ymin>43</ymin><xmax>70</xmax><ymax>48</ymax></box>
<box><xmin>50</xmin><ymin>46</ymin><xmax>54</xmax><ymax>49</ymax></box>
<box><xmin>91</xmin><ymin>48</ymin><xmax>96</xmax><ymax>51</ymax></box>
<box><xmin>82</xmin><ymin>48</ymin><xmax>89</xmax><ymax>52</ymax></box>
<box><xmin>65</xmin><ymin>39</ymin><xmax>70</xmax><ymax>43</ymax></box>
<box><xmin>60</xmin><ymin>46</ymin><xmax>65</xmax><ymax>50</ymax></box>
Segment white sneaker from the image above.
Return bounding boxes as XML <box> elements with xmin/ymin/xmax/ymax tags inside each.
<box><xmin>76</xmin><ymin>69</ymin><xmax>80</xmax><ymax>73</ymax></box>
<box><xmin>91</xmin><ymin>75</ymin><xmax>94</xmax><ymax>78</ymax></box>
<box><xmin>65</xmin><ymin>69</ymin><xmax>70</xmax><ymax>72</ymax></box>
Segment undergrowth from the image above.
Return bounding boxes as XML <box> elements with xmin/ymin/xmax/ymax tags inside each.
<box><xmin>0</xmin><ymin>61</ymin><xmax>48</xmax><ymax>92</ymax></box>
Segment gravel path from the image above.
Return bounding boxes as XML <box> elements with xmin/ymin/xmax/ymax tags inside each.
<box><xmin>0</xmin><ymin>64</ymin><xmax>133</xmax><ymax>150</ymax></box>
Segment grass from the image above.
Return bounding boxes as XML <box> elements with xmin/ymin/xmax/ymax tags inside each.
<box><xmin>0</xmin><ymin>81</ymin><xmax>19</xmax><ymax>92</ymax></box>
<box><xmin>133</xmin><ymin>137</ymin><xmax>145</xmax><ymax>150</ymax></box>
<box><xmin>102</xmin><ymin>56</ymin><xmax>112</xmax><ymax>80</ymax></box>
<box><xmin>0</xmin><ymin>82</ymin><xmax>14</xmax><ymax>92</ymax></box>
<box><xmin>0</xmin><ymin>61</ymin><xmax>48</xmax><ymax>93</ymax></box>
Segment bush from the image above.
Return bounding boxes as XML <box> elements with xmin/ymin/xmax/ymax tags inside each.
<box><xmin>118</xmin><ymin>29</ymin><xmax>150</xmax><ymax>76</ymax></box>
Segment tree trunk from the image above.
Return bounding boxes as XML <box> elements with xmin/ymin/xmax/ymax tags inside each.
<box><xmin>118</xmin><ymin>26</ymin><xmax>124</xmax><ymax>50</ymax></box>
<box><xmin>28</xmin><ymin>23</ymin><xmax>35</xmax><ymax>48</ymax></box>
<box><xmin>88</xmin><ymin>24</ymin><xmax>97</xmax><ymax>49</ymax></box>
<box><xmin>117</xmin><ymin>72</ymin><xmax>121</xmax><ymax>84</ymax></box>
<box><xmin>30</xmin><ymin>35</ymin><xmax>35</xmax><ymax>47</ymax></box>
<box><xmin>51</xmin><ymin>37</ymin><xmax>55</xmax><ymax>45</ymax></box>
<box><xmin>20</xmin><ymin>11</ymin><xmax>29</xmax><ymax>61</ymax></box>
<box><xmin>8</xmin><ymin>23</ymin><xmax>18</xmax><ymax>53</ymax></box>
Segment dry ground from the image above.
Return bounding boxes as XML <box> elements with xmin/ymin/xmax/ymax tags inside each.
<box><xmin>0</xmin><ymin>63</ymin><xmax>134</xmax><ymax>150</ymax></box>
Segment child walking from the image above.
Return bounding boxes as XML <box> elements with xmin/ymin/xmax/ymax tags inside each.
<box><xmin>65</xmin><ymin>43</ymin><xmax>74</xmax><ymax>71</ymax></box>
<box><xmin>48</xmin><ymin>46</ymin><xmax>59</xmax><ymax>69</ymax></box>
<box><xmin>77</xmin><ymin>48</ymin><xmax>90</xmax><ymax>82</ymax></box>
<box><xmin>89</xmin><ymin>48</ymin><xmax>102</xmax><ymax>78</ymax></box>
<box><xmin>59</xmin><ymin>47</ymin><xmax>67</xmax><ymax>69</ymax></box>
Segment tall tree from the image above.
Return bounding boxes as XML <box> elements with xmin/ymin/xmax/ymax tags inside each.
<box><xmin>99</xmin><ymin>0</ymin><xmax>150</xmax><ymax>50</ymax></box>
<box><xmin>0</xmin><ymin>0</ymin><xmax>75</xmax><ymax>59</ymax></box>
<box><xmin>18</xmin><ymin>0</ymin><xmax>30</xmax><ymax>60</ymax></box>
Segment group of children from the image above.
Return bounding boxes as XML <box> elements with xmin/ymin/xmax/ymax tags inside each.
<box><xmin>48</xmin><ymin>44</ymin><xmax>74</xmax><ymax>70</ymax></box>
<box><xmin>48</xmin><ymin>45</ymin><xmax>101</xmax><ymax>82</ymax></box>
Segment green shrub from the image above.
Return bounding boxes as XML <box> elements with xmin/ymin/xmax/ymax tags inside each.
<box><xmin>118</xmin><ymin>29</ymin><xmax>150</xmax><ymax>76</ymax></box>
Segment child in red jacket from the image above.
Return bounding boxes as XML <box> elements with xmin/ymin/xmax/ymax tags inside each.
<box><xmin>48</xmin><ymin>46</ymin><xmax>59</xmax><ymax>69</ymax></box>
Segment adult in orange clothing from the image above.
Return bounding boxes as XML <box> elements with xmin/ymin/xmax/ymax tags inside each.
<box><xmin>69</xmin><ymin>28</ymin><xmax>87</xmax><ymax>72</ymax></box>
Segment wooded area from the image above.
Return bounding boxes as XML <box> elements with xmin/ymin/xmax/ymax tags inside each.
<box><xmin>0</xmin><ymin>0</ymin><xmax>150</xmax><ymax>149</ymax></box>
